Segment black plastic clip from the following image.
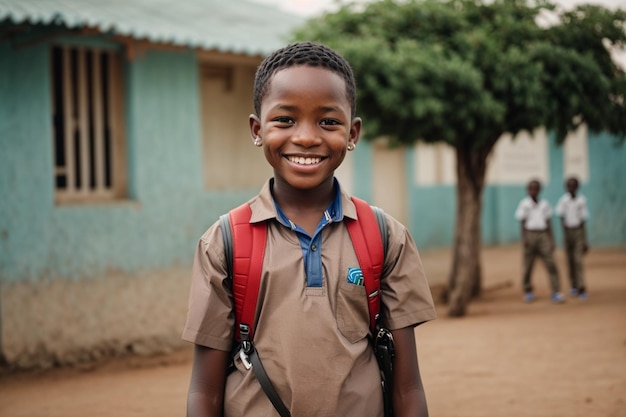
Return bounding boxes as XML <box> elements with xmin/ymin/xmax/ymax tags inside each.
<box><xmin>239</xmin><ymin>324</ymin><xmax>253</xmax><ymax>370</ymax></box>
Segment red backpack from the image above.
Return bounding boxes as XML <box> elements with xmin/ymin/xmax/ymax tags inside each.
<box><xmin>219</xmin><ymin>196</ymin><xmax>388</xmax><ymax>343</ymax></box>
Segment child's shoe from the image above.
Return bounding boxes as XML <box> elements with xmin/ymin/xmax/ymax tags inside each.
<box><xmin>551</xmin><ymin>292</ymin><xmax>565</xmax><ymax>303</ymax></box>
<box><xmin>578</xmin><ymin>292</ymin><xmax>588</xmax><ymax>301</ymax></box>
<box><xmin>523</xmin><ymin>292</ymin><xmax>535</xmax><ymax>303</ymax></box>
<box><xmin>570</xmin><ymin>288</ymin><xmax>579</xmax><ymax>297</ymax></box>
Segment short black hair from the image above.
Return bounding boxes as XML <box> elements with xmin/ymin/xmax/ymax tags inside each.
<box><xmin>527</xmin><ymin>179</ymin><xmax>541</xmax><ymax>188</ymax></box>
<box><xmin>253</xmin><ymin>42</ymin><xmax>357</xmax><ymax>117</ymax></box>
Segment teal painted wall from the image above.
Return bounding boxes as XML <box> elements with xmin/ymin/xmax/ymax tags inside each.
<box><xmin>584</xmin><ymin>132</ymin><xmax>626</xmax><ymax>245</ymax></box>
<box><xmin>404</xmin><ymin>147</ymin><xmax>456</xmax><ymax>248</ymax></box>
<box><xmin>350</xmin><ymin>135</ymin><xmax>625</xmax><ymax>250</ymax></box>
<box><xmin>0</xmin><ymin>42</ymin><xmax>57</xmax><ymax>281</ymax></box>
<box><xmin>503</xmin><ymin>134</ymin><xmax>618</xmax><ymax>248</ymax></box>
<box><xmin>351</xmin><ymin>144</ymin><xmax>373</xmax><ymax>202</ymax></box>
<box><xmin>0</xmin><ymin>44</ymin><xmax>255</xmax><ymax>283</ymax></box>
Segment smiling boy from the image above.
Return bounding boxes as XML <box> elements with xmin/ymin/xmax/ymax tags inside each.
<box><xmin>183</xmin><ymin>42</ymin><xmax>436</xmax><ymax>417</ymax></box>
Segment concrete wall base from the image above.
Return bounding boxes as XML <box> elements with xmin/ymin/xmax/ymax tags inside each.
<box><xmin>1</xmin><ymin>267</ymin><xmax>192</xmax><ymax>370</ymax></box>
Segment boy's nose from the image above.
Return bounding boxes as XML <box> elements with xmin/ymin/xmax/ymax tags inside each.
<box><xmin>291</xmin><ymin>124</ymin><xmax>322</xmax><ymax>147</ymax></box>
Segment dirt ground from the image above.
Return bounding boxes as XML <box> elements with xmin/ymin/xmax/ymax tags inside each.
<box><xmin>1</xmin><ymin>245</ymin><xmax>624</xmax><ymax>417</ymax></box>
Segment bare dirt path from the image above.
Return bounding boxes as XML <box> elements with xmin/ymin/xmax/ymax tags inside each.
<box><xmin>1</xmin><ymin>245</ymin><xmax>624</xmax><ymax>417</ymax></box>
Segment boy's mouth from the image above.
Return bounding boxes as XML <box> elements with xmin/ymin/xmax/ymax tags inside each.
<box><xmin>287</xmin><ymin>156</ymin><xmax>322</xmax><ymax>165</ymax></box>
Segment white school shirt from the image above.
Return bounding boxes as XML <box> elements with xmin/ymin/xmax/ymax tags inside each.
<box><xmin>515</xmin><ymin>197</ymin><xmax>552</xmax><ymax>230</ymax></box>
<box><xmin>555</xmin><ymin>193</ymin><xmax>589</xmax><ymax>228</ymax></box>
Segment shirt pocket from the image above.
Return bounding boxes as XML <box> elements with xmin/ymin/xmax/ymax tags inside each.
<box><xmin>336</xmin><ymin>280</ymin><xmax>370</xmax><ymax>343</ymax></box>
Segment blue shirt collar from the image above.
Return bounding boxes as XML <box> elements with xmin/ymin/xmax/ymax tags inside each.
<box><xmin>272</xmin><ymin>178</ymin><xmax>344</xmax><ymax>230</ymax></box>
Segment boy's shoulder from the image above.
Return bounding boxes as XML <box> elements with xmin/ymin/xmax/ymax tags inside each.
<box><xmin>540</xmin><ymin>198</ymin><xmax>553</xmax><ymax>208</ymax></box>
<box><xmin>247</xmin><ymin>180</ymin><xmax>277</xmax><ymax>223</ymax></box>
<box><xmin>557</xmin><ymin>193</ymin><xmax>570</xmax><ymax>204</ymax></box>
<box><xmin>558</xmin><ymin>192</ymin><xmax>586</xmax><ymax>202</ymax></box>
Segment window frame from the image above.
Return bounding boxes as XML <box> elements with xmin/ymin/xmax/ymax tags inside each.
<box><xmin>50</xmin><ymin>42</ymin><xmax>127</xmax><ymax>204</ymax></box>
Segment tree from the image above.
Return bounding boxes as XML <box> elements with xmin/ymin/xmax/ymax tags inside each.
<box><xmin>293</xmin><ymin>0</ymin><xmax>626</xmax><ymax>316</ymax></box>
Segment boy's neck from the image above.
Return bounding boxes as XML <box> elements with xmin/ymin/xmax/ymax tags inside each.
<box><xmin>271</xmin><ymin>177</ymin><xmax>336</xmax><ymax>213</ymax></box>
<box><xmin>272</xmin><ymin>177</ymin><xmax>336</xmax><ymax>236</ymax></box>
<box><xmin>569</xmin><ymin>191</ymin><xmax>577</xmax><ymax>198</ymax></box>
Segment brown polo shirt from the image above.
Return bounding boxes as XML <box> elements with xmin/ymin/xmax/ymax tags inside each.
<box><xmin>183</xmin><ymin>180</ymin><xmax>436</xmax><ymax>417</ymax></box>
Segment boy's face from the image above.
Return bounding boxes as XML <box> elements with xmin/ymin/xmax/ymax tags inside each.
<box><xmin>250</xmin><ymin>65</ymin><xmax>361</xmax><ymax>192</ymax></box>
<box><xmin>566</xmin><ymin>179</ymin><xmax>578</xmax><ymax>195</ymax></box>
<box><xmin>527</xmin><ymin>181</ymin><xmax>541</xmax><ymax>200</ymax></box>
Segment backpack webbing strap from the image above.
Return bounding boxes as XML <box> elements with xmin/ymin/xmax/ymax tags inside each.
<box><xmin>225</xmin><ymin>203</ymin><xmax>267</xmax><ymax>343</ymax></box>
<box><xmin>221</xmin><ymin>206</ymin><xmax>290</xmax><ymax>417</ymax></box>
<box><xmin>246</xmin><ymin>345</ymin><xmax>292</xmax><ymax>417</ymax></box>
<box><xmin>346</xmin><ymin>197</ymin><xmax>387</xmax><ymax>335</ymax></box>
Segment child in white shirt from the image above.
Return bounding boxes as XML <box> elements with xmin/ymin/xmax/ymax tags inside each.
<box><xmin>515</xmin><ymin>180</ymin><xmax>564</xmax><ymax>303</ymax></box>
<box><xmin>555</xmin><ymin>177</ymin><xmax>590</xmax><ymax>299</ymax></box>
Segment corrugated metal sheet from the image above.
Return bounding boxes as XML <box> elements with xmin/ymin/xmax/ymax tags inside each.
<box><xmin>0</xmin><ymin>0</ymin><xmax>304</xmax><ymax>56</ymax></box>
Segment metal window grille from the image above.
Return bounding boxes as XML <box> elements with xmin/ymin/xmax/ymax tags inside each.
<box><xmin>51</xmin><ymin>45</ymin><xmax>126</xmax><ymax>203</ymax></box>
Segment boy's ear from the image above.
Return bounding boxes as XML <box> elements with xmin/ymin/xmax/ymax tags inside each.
<box><xmin>349</xmin><ymin>117</ymin><xmax>362</xmax><ymax>148</ymax></box>
<box><xmin>249</xmin><ymin>114</ymin><xmax>262</xmax><ymax>146</ymax></box>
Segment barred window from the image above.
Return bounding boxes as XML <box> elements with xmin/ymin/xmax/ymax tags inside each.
<box><xmin>51</xmin><ymin>45</ymin><xmax>127</xmax><ymax>203</ymax></box>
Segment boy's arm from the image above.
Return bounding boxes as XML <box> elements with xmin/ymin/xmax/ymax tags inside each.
<box><xmin>187</xmin><ymin>345</ymin><xmax>229</xmax><ymax>417</ymax></box>
<box><xmin>391</xmin><ymin>326</ymin><xmax>429</xmax><ymax>417</ymax></box>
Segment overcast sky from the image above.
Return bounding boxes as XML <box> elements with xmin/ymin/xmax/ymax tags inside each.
<box><xmin>252</xmin><ymin>0</ymin><xmax>626</xmax><ymax>66</ymax></box>
<box><xmin>253</xmin><ymin>0</ymin><xmax>625</xmax><ymax>16</ymax></box>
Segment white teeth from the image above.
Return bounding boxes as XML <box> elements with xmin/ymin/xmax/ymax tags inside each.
<box><xmin>289</xmin><ymin>156</ymin><xmax>321</xmax><ymax>165</ymax></box>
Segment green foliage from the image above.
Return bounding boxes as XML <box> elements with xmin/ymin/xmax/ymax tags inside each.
<box><xmin>293</xmin><ymin>0</ymin><xmax>626</xmax><ymax>147</ymax></box>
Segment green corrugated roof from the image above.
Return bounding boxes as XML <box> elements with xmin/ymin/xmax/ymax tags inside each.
<box><xmin>0</xmin><ymin>0</ymin><xmax>304</xmax><ymax>56</ymax></box>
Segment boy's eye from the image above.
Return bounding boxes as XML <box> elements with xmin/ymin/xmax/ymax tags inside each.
<box><xmin>320</xmin><ymin>119</ymin><xmax>340</xmax><ymax>126</ymax></box>
<box><xmin>273</xmin><ymin>116</ymin><xmax>294</xmax><ymax>125</ymax></box>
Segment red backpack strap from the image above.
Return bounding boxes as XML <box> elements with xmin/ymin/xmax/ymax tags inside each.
<box><xmin>346</xmin><ymin>197</ymin><xmax>386</xmax><ymax>335</ymax></box>
<box><xmin>226</xmin><ymin>203</ymin><xmax>267</xmax><ymax>342</ymax></box>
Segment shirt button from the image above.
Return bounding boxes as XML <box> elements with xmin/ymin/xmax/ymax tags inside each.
<box><xmin>311</xmin><ymin>244</ymin><xmax>317</xmax><ymax>251</ymax></box>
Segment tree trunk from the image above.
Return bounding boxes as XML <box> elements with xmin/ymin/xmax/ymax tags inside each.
<box><xmin>447</xmin><ymin>142</ymin><xmax>493</xmax><ymax>317</ymax></box>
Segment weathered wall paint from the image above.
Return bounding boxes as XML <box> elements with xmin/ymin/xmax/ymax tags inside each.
<box><xmin>350</xmin><ymin>143</ymin><xmax>373</xmax><ymax>202</ymax></box>
<box><xmin>351</xmin><ymin>135</ymin><xmax>625</xmax><ymax>251</ymax></box>
<box><xmin>479</xmin><ymin>133</ymin><xmax>626</xmax><ymax>247</ymax></box>
<box><xmin>0</xmin><ymin>44</ymin><xmax>258</xmax><ymax>367</ymax></box>
<box><xmin>0</xmin><ymin>46</ymin><xmax>259</xmax><ymax>282</ymax></box>
<box><xmin>584</xmin><ymin>132</ymin><xmax>626</xmax><ymax>245</ymax></box>
<box><xmin>0</xmin><ymin>43</ymin><xmax>56</xmax><ymax>281</ymax></box>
